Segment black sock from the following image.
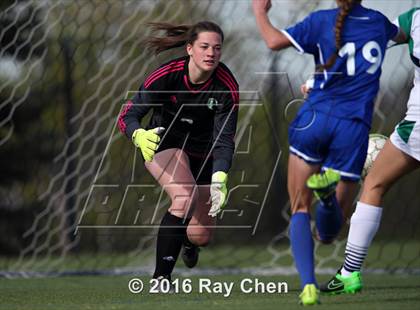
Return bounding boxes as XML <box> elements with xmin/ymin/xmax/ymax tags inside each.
<box><xmin>153</xmin><ymin>212</ymin><xmax>190</xmax><ymax>278</ymax></box>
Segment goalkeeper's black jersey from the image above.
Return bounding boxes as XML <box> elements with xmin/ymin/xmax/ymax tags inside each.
<box><xmin>118</xmin><ymin>56</ymin><xmax>239</xmax><ymax>173</ymax></box>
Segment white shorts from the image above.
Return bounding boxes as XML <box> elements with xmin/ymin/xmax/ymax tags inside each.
<box><xmin>390</xmin><ymin>119</ymin><xmax>420</xmax><ymax>162</ymax></box>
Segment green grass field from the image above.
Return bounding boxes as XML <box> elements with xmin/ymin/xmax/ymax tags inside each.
<box><xmin>1</xmin><ymin>242</ymin><xmax>419</xmax><ymax>309</ymax></box>
<box><xmin>1</xmin><ymin>274</ymin><xmax>419</xmax><ymax>310</ymax></box>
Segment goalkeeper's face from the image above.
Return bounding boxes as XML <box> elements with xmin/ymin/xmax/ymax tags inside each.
<box><xmin>187</xmin><ymin>31</ymin><xmax>222</xmax><ymax>73</ymax></box>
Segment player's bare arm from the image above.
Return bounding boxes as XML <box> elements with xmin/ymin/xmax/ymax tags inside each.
<box><xmin>252</xmin><ymin>0</ymin><xmax>292</xmax><ymax>50</ymax></box>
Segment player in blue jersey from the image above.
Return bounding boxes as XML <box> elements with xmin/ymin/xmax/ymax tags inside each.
<box><xmin>321</xmin><ymin>7</ymin><xmax>420</xmax><ymax>295</ymax></box>
<box><xmin>253</xmin><ymin>0</ymin><xmax>404</xmax><ymax>305</ymax></box>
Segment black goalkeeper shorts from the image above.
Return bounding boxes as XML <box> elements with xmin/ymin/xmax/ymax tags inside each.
<box><xmin>156</xmin><ymin>135</ymin><xmax>212</xmax><ymax>185</ymax></box>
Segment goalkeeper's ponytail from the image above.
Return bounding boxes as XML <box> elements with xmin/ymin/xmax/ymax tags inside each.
<box><xmin>317</xmin><ymin>0</ymin><xmax>362</xmax><ymax>72</ymax></box>
<box><xmin>145</xmin><ymin>21</ymin><xmax>224</xmax><ymax>55</ymax></box>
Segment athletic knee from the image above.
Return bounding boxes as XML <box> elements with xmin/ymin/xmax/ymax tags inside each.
<box><xmin>187</xmin><ymin>233</ymin><xmax>211</xmax><ymax>247</ymax></box>
<box><xmin>187</xmin><ymin>222</ymin><xmax>212</xmax><ymax>246</ymax></box>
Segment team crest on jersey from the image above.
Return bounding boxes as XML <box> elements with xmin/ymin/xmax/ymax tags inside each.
<box><xmin>207</xmin><ymin>98</ymin><xmax>218</xmax><ymax>110</ymax></box>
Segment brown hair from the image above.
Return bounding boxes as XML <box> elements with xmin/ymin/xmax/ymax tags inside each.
<box><xmin>317</xmin><ymin>0</ymin><xmax>362</xmax><ymax>71</ymax></box>
<box><xmin>145</xmin><ymin>21</ymin><xmax>224</xmax><ymax>55</ymax></box>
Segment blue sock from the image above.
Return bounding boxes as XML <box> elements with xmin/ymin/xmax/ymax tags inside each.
<box><xmin>315</xmin><ymin>195</ymin><xmax>343</xmax><ymax>242</ymax></box>
<box><xmin>289</xmin><ymin>212</ymin><xmax>316</xmax><ymax>288</ymax></box>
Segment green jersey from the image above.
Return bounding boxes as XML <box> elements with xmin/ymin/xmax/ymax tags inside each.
<box><xmin>396</xmin><ymin>8</ymin><xmax>420</xmax><ymax>120</ymax></box>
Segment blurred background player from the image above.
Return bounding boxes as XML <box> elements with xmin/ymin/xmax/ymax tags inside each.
<box><xmin>118</xmin><ymin>21</ymin><xmax>239</xmax><ymax>285</ymax></box>
<box><xmin>253</xmin><ymin>0</ymin><xmax>403</xmax><ymax>305</ymax></box>
<box><xmin>321</xmin><ymin>7</ymin><xmax>420</xmax><ymax>295</ymax></box>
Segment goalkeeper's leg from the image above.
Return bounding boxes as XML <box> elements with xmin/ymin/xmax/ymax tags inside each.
<box><xmin>145</xmin><ymin>149</ymin><xmax>199</xmax><ymax>280</ymax></box>
<box><xmin>183</xmin><ymin>185</ymin><xmax>214</xmax><ymax>268</ymax></box>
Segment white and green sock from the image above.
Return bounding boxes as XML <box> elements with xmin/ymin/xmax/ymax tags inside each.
<box><xmin>341</xmin><ymin>202</ymin><xmax>383</xmax><ymax>277</ymax></box>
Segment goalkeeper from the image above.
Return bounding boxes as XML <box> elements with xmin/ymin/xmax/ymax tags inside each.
<box><xmin>321</xmin><ymin>7</ymin><xmax>420</xmax><ymax>295</ymax></box>
<box><xmin>118</xmin><ymin>21</ymin><xmax>238</xmax><ymax>284</ymax></box>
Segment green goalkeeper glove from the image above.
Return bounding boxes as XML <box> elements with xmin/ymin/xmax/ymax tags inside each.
<box><xmin>208</xmin><ymin>171</ymin><xmax>228</xmax><ymax>217</ymax></box>
<box><xmin>132</xmin><ymin>127</ymin><xmax>165</xmax><ymax>162</ymax></box>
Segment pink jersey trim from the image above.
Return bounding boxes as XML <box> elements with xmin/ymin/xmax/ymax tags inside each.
<box><xmin>118</xmin><ymin>100</ymin><xmax>133</xmax><ymax>134</ymax></box>
<box><xmin>216</xmin><ymin>68</ymin><xmax>239</xmax><ymax>104</ymax></box>
<box><xmin>144</xmin><ymin>60</ymin><xmax>185</xmax><ymax>89</ymax></box>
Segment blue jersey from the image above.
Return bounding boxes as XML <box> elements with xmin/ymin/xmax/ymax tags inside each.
<box><xmin>283</xmin><ymin>4</ymin><xmax>398</xmax><ymax>125</ymax></box>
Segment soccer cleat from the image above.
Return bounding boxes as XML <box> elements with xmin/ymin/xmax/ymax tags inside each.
<box><xmin>181</xmin><ymin>241</ymin><xmax>200</xmax><ymax>268</ymax></box>
<box><xmin>320</xmin><ymin>271</ymin><xmax>363</xmax><ymax>295</ymax></box>
<box><xmin>299</xmin><ymin>284</ymin><xmax>320</xmax><ymax>306</ymax></box>
<box><xmin>150</xmin><ymin>275</ymin><xmax>175</xmax><ymax>293</ymax></box>
<box><xmin>307</xmin><ymin>169</ymin><xmax>341</xmax><ymax>200</ymax></box>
